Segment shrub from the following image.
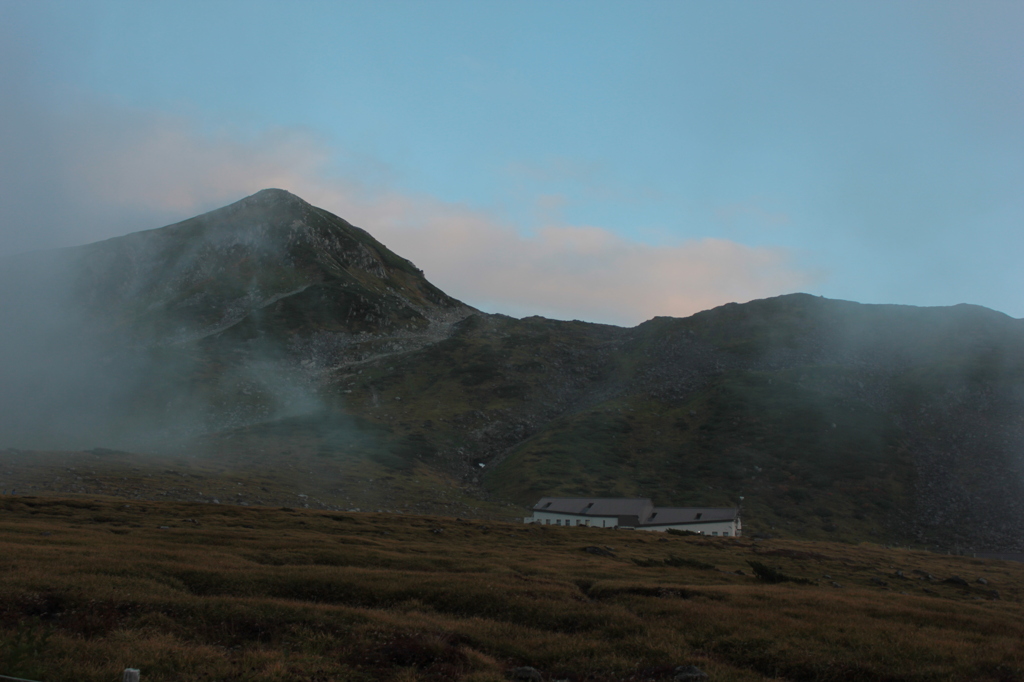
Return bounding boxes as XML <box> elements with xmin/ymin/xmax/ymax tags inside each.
<box><xmin>664</xmin><ymin>555</ymin><xmax>715</xmax><ymax>570</ymax></box>
<box><xmin>746</xmin><ymin>560</ymin><xmax>812</xmax><ymax>585</ymax></box>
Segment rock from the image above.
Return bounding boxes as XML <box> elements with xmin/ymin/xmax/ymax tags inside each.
<box><xmin>674</xmin><ymin>665</ymin><xmax>709</xmax><ymax>681</ymax></box>
<box><xmin>871</xmin><ymin>577</ymin><xmax>889</xmax><ymax>587</ymax></box>
<box><xmin>510</xmin><ymin>666</ymin><xmax>543</xmax><ymax>682</ymax></box>
<box><xmin>583</xmin><ymin>545</ymin><xmax>616</xmax><ymax>557</ymax></box>
<box><xmin>894</xmin><ymin>570</ymin><xmax>906</xmax><ymax>579</ymax></box>
<box><xmin>942</xmin><ymin>575</ymin><xmax>969</xmax><ymax>587</ymax></box>
<box><xmin>976</xmin><ymin>577</ymin><xmax>989</xmax><ymax>585</ymax></box>
<box><xmin>831</xmin><ymin>581</ymin><xmax>843</xmax><ymax>588</ymax></box>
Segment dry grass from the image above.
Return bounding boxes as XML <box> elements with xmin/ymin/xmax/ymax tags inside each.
<box><xmin>0</xmin><ymin>448</ymin><xmax>520</xmax><ymax>520</ymax></box>
<box><xmin>1</xmin><ymin>496</ymin><xmax>1022</xmax><ymax>681</ymax></box>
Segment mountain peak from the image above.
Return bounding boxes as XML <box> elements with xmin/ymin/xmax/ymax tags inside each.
<box><xmin>192</xmin><ymin>187</ymin><xmax>313</xmax><ymax>230</ymax></box>
<box><xmin>239</xmin><ymin>187</ymin><xmax>307</xmax><ymax>207</ymax></box>
<box><xmin>50</xmin><ymin>189</ymin><xmax>473</xmax><ymax>345</ymax></box>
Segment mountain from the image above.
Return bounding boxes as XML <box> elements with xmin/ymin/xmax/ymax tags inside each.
<box><xmin>67</xmin><ymin>187</ymin><xmax>471</xmax><ymax>342</ymax></box>
<box><xmin>0</xmin><ymin>189</ymin><xmax>474</xmax><ymax>445</ymax></box>
<box><xmin>1</xmin><ymin>189</ymin><xmax>1023</xmax><ymax>553</ymax></box>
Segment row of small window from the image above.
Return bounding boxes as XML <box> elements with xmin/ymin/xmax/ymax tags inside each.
<box><xmin>535</xmin><ymin>517</ymin><xmax>731</xmax><ymax>535</ymax></box>
<box><xmin>540</xmin><ymin>518</ymin><xmax>604</xmax><ymax>527</ymax></box>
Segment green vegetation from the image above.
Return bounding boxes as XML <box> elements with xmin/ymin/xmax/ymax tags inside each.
<box><xmin>5</xmin><ymin>185</ymin><xmax>1024</xmax><ymax>554</ymax></box>
<box><xmin>485</xmin><ymin>364</ymin><xmax>911</xmax><ymax>543</ymax></box>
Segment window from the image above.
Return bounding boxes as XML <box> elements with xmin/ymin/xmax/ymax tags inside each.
<box><xmin>542</xmin><ymin>502</ymin><xmax>552</xmax><ymax>509</ymax></box>
<box><xmin>649</xmin><ymin>513</ymin><xmax>657</xmax><ymax>520</ymax></box>
<box><xmin>602</xmin><ymin>520</ymin><xmax>606</xmax><ymax>527</ymax></box>
<box><xmin>723</xmin><ymin>531</ymin><xmax>729</xmax><ymax>536</ymax></box>
<box><xmin>712</xmin><ymin>531</ymin><xmax>718</xmax><ymax>535</ymax></box>
<box><xmin>695</xmin><ymin>513</ymin><xmax>702</xmax><ymax>520</ymax></box>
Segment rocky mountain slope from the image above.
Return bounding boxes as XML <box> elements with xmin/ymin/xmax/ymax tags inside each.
<box><xmin>0</xmin><ymin>189</ymin><xmax>474</xmax><ymax>445</ymax></box>
<box><xmin>1</xmin><ymin>190</ymin><xmax>1023</xmax><ymax>552</ymax></box>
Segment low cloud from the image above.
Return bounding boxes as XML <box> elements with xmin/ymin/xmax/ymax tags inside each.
<box><xmin>0</xmin><ymin>90</ymin><xmax>820</xmax><ymax>327</ymax></box>
<box><xmin>332</xmin><ymin>194</ymin><xmax>817</xmax><ymax>326</ymax></box>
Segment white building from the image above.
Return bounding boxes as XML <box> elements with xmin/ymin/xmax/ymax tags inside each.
<box><xmin>524</xmin><ymin>497</ymin><xmax>741</xmax><ymax>536</ymax></box>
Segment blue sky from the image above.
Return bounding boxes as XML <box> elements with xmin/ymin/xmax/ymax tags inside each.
<box><xmin>1</xmin><ymin>0</ymin><xmax>1021</xmax><ymax>325</ymax></box>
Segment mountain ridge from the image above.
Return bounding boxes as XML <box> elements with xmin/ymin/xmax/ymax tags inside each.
<box><xmin>1</xmin><ymin>190</ymin><xmax>1023</xmax><ymax>553</ymax></box>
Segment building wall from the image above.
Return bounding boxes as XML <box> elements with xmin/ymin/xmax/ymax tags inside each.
<box><xmin>524</xmin><ymin>511</ymin><xmax>741</xmax><ymax>536</ymax></box>
<box><xmin>636</xmin><ymin>519</ymin><xmax>741</xmax><ymax>536</ymax></box>
<box><xmin>524</xmin><ymin>511</ymin><xmax>619</xmax><ymax>528</ymax></box>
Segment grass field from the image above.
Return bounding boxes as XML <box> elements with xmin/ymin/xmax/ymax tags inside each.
<box><xmin>1</xmin><ymin>497</ymin><xmax>1022</xmax><ymax>682</ymax></box>
<box><xmin>0</xmin><ymin>447</ymin><xmax>520</xmax><ymax>521</ymax></box>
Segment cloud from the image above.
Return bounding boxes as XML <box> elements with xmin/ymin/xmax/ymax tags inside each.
<box><xmin>331</xmin><ymin>194</ymin><xmax>819</xmax><ymax>326</ymax></box>
<box><xmin>0</xmin><ymin>88</ymin><xmax>820</xmax><ymax>327</ymax></box>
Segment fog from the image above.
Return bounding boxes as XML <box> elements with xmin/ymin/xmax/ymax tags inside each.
<box><xmin>0</xmin><ymin>195</ymin><xmax>333</xmax><ymax>451</ymax></box>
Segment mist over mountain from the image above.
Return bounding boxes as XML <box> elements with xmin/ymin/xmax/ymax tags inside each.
<box><xmin>1</xmin><ymin>189</ymin><xmax>1023</xmax><ymax>552</ymax></box>
<box><xmin>0</xmin><ymin>189</ymin><xmax>473</xmax><ymax>447</ymax></box>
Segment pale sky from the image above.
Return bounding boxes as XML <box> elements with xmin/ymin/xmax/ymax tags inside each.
<box><xmin>1</xmin><ymin>1</ymin><xmax>1021</xmax><ymax>325</ymax></box>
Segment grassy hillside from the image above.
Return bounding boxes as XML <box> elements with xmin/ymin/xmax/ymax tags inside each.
<box><xmin>487</xmin><ymin>368</ymin><xmax>912</xmax><ymax>544</ymax></box>
<box><xmin>4</xmin><ymin>291</ymin><xmax>1023</xmax><ymax>552</ymax></box>
<box><xmin>3</xmin><ymin>189</ymin><xmax>1024</xmax><ymax>553</ymax></box>
<box><xmin>0</xmin><ymin>446</ymin><xmax>519</xmax><ymax>521</ymax></box>
<box><xmin>1</xmin><ymin>497</ymin><xmax>1022</xmax><ymax>682</ymax></box>
<box><xmin>306</xmin><ymin>299</ymin><xmax>1024</xmax><ymax>552</ymax></box>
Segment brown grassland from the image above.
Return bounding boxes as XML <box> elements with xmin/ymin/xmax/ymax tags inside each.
<box><xmin>1</xmin><ymin>496</ymin><xmax>1023</xmax><ymax>682</ymax></box>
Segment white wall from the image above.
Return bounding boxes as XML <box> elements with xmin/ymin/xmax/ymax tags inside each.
<box><xmin>525</xmin><ymin>511</ymin><xmax>618</xmax><ymax>528</ymax></box>
<box><xmin>636</xmin><ymin>519</ymin><xmax>740</xmax><ymax>536</ymax></box>
<box><xmin>524</xmin><ymin>511</ymin><xmax>741</xmax><ymax>536</ymax></box>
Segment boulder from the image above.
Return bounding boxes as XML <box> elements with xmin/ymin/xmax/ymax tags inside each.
<box><xmin>583</xmin><ymin>545</ymin><xmax>616</xmax><ymax>557</ymax></box>
<box><xmin>674</xmin><ymin>665</ymin><xmax>709</xmax><ymax>681</ymax></box>
<box><xmin>510</xmin><ymin>666</ymin><xmax>543</xmax><ymax>682</ymax></box>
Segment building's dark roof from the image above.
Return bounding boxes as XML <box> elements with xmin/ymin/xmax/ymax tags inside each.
<box><xmin>533</xmin><ymin>497</ymin><xmax>652</xmax><ymax>518</ymax></box>
<box><xmin>974</xmin><ymin>552</ymin><xmax>1024</xmax><ymax>563</ymax></box>
<box><xmin>640</xmin><ymin>507</ymin><xmax>738</xmax><ymax>526</ymax></box>
<box><xmin>532</xmin><ymin>497</ymin><xmax>738</xmax><ymax>526</ymax></box>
